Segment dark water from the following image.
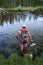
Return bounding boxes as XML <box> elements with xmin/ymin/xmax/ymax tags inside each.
<box><xmin>0</xmin><ymin>11</ymin><xmax>43</xmax><ymax>57</ymax></box>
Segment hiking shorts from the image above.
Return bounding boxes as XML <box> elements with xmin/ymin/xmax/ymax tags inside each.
<box><xmin>19</xmin><ymin>43</ymin><xmax>27</xmax><ymax>49</ymax></box>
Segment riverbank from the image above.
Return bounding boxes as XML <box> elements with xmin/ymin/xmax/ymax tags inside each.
<box><xmin>0</xmin><ymin>7</ymin><xmax>43</xmax><ymax>14</ymax></box>
<box><xmin>0</xmin><ymin>53</ymin><xmax>43</xmax><ymax>65</ymax></box>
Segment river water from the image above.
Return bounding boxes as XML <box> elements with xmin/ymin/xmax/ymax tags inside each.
<box><xmin>0</xmin><ymin>11</ymin><xmax>43</xmax><ymax>57</ymax></box>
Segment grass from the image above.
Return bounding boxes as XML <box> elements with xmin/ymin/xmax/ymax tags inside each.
<box><xmin>0</xmin><ymin>53</ymin><xmax>43</xmax><ymax>65</ymax></box>
<box><xmin>0</xmin><ymin>7</ymin><xmax>43</xmax><ymax>15</ymax></box>
<box><xmin>0</xmin><ymin>6</ymin><xmax>43</xmax><ymax>12</ymax></box>
<box><xmin>0</xmin><ymin>6</ymin><xmax>43</xmax><ymax>15</ymax></box>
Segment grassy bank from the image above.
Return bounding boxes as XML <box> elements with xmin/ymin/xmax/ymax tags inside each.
<box><xmin>0</xmin><ymin>7</ymin><xmax>43</xmax><ymax>15</ymax></box>
<box><xmin>0</xmin><ymin>53</ymin><xmax>43</xmax><ymax>65</ymax></box>
<box><xmin>0</xmin><ymin>7</ymin><xmax>43</xmax><ymax>11</ymax></box>
<box><xmin>3</xmin><ymin>7</ymin><xmax>40</xmax><ymax>11</ymax></box>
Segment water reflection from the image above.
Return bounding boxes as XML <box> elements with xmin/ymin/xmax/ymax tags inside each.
<box><xmin>0</xmin><ymin>12</ymin><xmax>43</xmax><ymax>39</ymax></box>
<box><xmin>0</xmin><ymin>11</ymin><xmax>43</xmax><ymax>43</ymax></box>
<box><xmin>0</xmin><ymin>12</ymin><xmax>38</xmax><ymax>25</ymax></box>
<box><xmin>0</xmin><ymin>11</ymin><xmax>43</xmax><ymax>57</ymax></box>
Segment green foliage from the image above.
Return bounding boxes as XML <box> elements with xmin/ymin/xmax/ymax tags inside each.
<box><xmin>32</xmin><ymin>54</ymin><xmax>43</xmax><ymax>65</ymax></box>
<box><xmin>0</xmin><ymin>55</ymin><xmax>7</xmax><ymax>65</ymax></box>
<box><xmin>0</xmin><ymin>54</ymin><xmax>43</xmax><ymax>65</ymax></box>
<box><xmin>8</xmin><ymin>53</ymin><xmax>25</xmax><ymax>65</ymax></box>
<box><xmin>0</xmin><ymin>0</ymin><xmax>43</xmax><ymax>8</ymax></box>
<box><xmin>8</xmin><ymin>54</ymin><xmax>43</xmax><ymax>65</ymax></box>
<box><xmin>31</xmin><ymin>7</ymin><xmax>43</xmax><ymax>15</ymax></box>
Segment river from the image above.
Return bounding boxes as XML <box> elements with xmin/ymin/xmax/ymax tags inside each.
<box><xmin>0</xmin><ymin>11</ymin><xmax>43</xmax><ymax>57</ymax></box>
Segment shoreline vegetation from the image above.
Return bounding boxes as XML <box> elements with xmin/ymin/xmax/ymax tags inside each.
<box><xmin>0</xmin><ymin>7</ymin><xmax>43</xmax><ymax>15</ymax></box>
<box><xmin>0</xmin><ymin>53</ymin><xmax>43</xmax><ymax>65</ymax></box>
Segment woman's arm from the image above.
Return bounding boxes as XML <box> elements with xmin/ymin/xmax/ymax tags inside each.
<box><xmin>28</xmin><ymin>32</ymin><xmax>33</xmax><ymax>43</ymax></box>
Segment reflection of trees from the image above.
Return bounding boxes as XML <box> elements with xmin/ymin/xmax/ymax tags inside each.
<box><xmin>0</xmin><ymin>12</ymin><xmax>32</xmax><ymax>24</ymax></box>
<box><xmin>0</xmin><ymin>12</ymin><xmax>38</xmax><ymax>25</ymax></box>
<box><xmin>14</xmin><ymin>14</ymin><xmax>17</xmax><ymax>21</ymax></box>
<box><xmin>9</xmin><ymin>14</ymin><xmax>14</xmax><ymax>24</ymax></box>
<box><xmin>0</xmin><ymin>12</ymin><xmax>15</xmax><ymax>25</ymax></box>
<box><xmin>0</xmin><ymin>14</ymin><xmax>6</xmax><ymax>25</ymax></box>
<box><xmin>20</xmin><ymin>13</ymin><xmax>26</xmax><ymax>21</ymax></box>
<box><xmin>14</xmin><ymin>12</ymin><xmax>26</xmax><ymax>22</ymax></box>
<box><xmin>34</xmin><ymin>15</ymin><xmax>38</xmax><ymax>21</ymax></box>
<box><xmin>29</xmin><ymin>15</ymin><xmax>31</xmax><ymax>21</ymax></box>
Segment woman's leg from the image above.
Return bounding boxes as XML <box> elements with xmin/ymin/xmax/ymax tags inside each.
<box><xmin>19</xmin><ymin>43</ymin><xmax>24</xmax><ymax>57</ymax></box>
<box><xmin>20</xmin><ymin>43</ymin><xmax>24</xmax><ymax>52</ymax></box>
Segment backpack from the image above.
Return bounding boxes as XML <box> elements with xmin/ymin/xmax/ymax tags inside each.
<box><xmin>20</xmin><ymin>32</ymin><xmax>28</xmax><ymax>44</ymax></box>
